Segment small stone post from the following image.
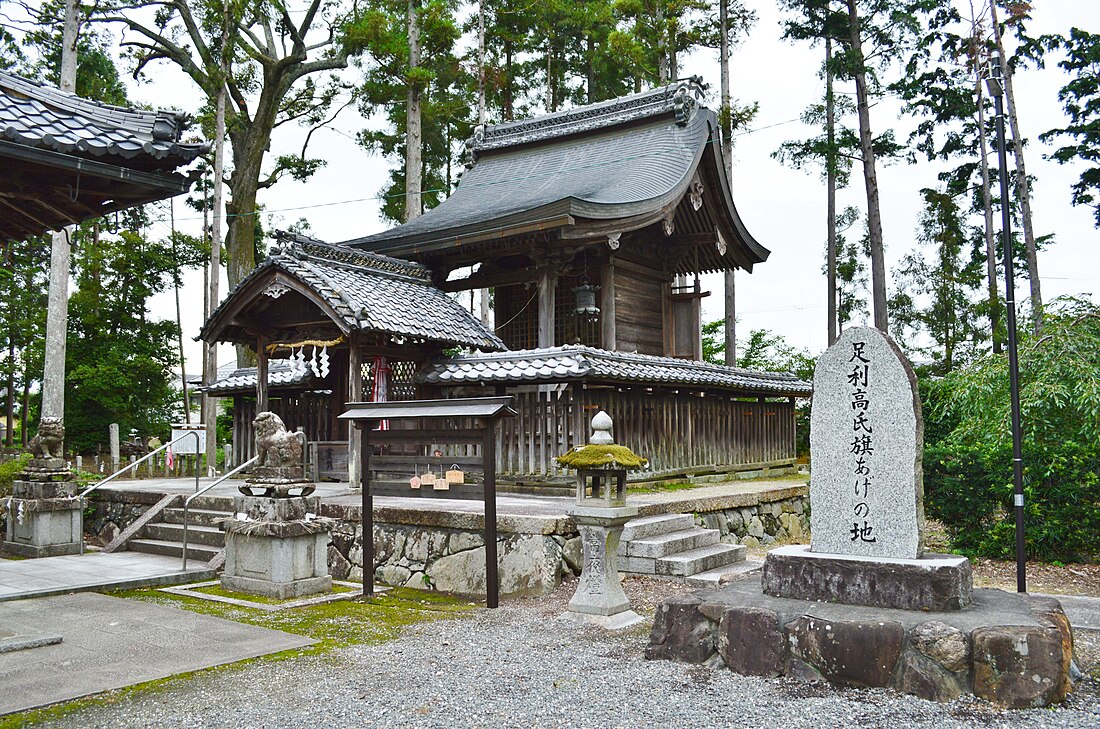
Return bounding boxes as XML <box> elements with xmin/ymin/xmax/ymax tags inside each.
<box><xmin>557</xmin><ymin>412</ymin><xmax>647</xmax><ymax>630</ymax></box>
<box><xmin>109</xmin><ymin>423</ymin><xmax>120</xmax><ymax>472</ymax></box>
<box><xmin>219</xmin><ymin>412</ymin><xmax>333</xmax><ymax>599</ymax></box>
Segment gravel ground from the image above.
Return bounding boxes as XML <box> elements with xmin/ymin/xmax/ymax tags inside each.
<box><xmin>35</xmin><ymin>577</ymin><xmax>1100</xmax><ymax>729</ymax></box>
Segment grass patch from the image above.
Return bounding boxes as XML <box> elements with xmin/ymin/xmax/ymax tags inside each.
<box><xmin>0</xmin><ymin>585</ymin><xmax>474</xmax><ymax>727</ymax></box>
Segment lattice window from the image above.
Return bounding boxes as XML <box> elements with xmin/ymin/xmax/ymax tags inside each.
<box><xmin>362</xmin><ymin>358</ymin><xmax>418</xmax><ymax>402</ymax></box>
<box><xmin>496</xmin><ymin>284</ymin><xmax>537</xmax><ymax>350</ymax></box>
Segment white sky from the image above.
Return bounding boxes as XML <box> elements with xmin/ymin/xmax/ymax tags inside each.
<box><xmin>117</xmin><ymin>0</ymin><xmax>1100</xmax><ymax>371</ymax></box>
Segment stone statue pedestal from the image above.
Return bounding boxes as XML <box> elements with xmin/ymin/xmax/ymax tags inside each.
<box><xmin>220</xmin><ymin>494</ymin><xmax>332</xmax><ymax>600</ymax></box>
<box><xmin>3</xmin><ymin>479</ymin><xmax>84</xmax><ymax>558</ymax></box>
<box><xmin>564</xmin><ymin>505</ymin><xmax>643</xmax><ymax>630</ymax></box>
<box><xmin>237</xmin><ymin>466</ymin><xmax>315</xmax><ymax>498</ymax></box>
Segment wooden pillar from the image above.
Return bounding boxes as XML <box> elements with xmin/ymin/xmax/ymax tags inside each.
<box><xmin>600</xmin><ymin>258</ymin><xmax>616</xmax><ymax>351</ymax></box>
<box><xmin>537</xmin><ymin>267</ymin><xmax>557</xmax><ymax>349</ymax></box>
<box><xmin>348</xmin><ymin>337</ymin><xmax>362</xmax><ymax>489</ymax></box>
<box><xmin>255</xmin><ymin>335</ymin><xmax>268</xmax><ymax>413</ymax></box>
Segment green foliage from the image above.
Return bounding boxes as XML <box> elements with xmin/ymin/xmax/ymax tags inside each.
<box><xmin>1040</xmin><ymin>27</ymin><xmax>1100</xmax><ymax>227</ymax></box>
<box><xmin>0</xmin><ymin>454</ymin><xmax>31</xmax><ymax>497</ymax></box>
<box><xmin>923</xmin><ymin>298</ymin><xmax>1100</xmax><ymax>562</ymax></box>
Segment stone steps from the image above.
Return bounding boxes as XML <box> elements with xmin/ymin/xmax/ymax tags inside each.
<box><xmin>618</xmin><ymin>512</ymin><xmax>750</xmax><ymax>583</ymax></box>
<box><xmin>161</xmin><ymin>507</ymin><xmax>227</xmax><ymax>529</ymax></box>
<box><xmin>142</xmin><ymin>522</ymin><xmax>224</xmax><ymax>547</ymax></box>
<box><xmin>128</xmin><ymin>538</ymin><xmax>221</xmax><ymax>562</ymax></box>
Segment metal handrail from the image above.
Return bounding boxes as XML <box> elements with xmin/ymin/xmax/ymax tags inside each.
<box><xmin>182</xmin><ymin>455</ymin><xmax>259</xmax><ymax>570</ymax></box>
<box><xmin>80</xmin><ymin>431</ymin><xmax>201</xmax><ymax>499</ymax></box>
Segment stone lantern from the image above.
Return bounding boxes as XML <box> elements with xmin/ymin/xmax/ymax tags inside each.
<box><xmin>557</xmin><ymin>411</ymin><xmax>647</xmax><ymax>629</ymax></box>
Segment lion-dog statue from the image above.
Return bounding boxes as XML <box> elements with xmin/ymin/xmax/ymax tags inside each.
<box><xmin>253</xmin><ymin>412</ymin><xmax>306</xmax><ymax>469</ymax></box>
<box><xmin>28</xmin><ymin>416</ymin><xmax>65</xmax><ymax>460</ymax></box>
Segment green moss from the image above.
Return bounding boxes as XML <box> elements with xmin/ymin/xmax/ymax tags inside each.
<box><xmin>0</xmin><ymin>586</ymin><xmax>475</xmax><ymax>726</ymax></box>
<box><xmin>557</xmin><ymin>444</ymin><xmax>647</xmax><ymax>469</ymax></box>
<box><xmin>189</xmin><ymin>582</ymin><xmax>357</xmax><ymax>605</ymax></box>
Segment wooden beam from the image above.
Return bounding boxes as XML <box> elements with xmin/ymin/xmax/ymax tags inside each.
<box><xmin>600</xmin><ymin>258</ymin><xmax>616</xmax><ymax>350</ymax></box>
<box><xmin>438</xmin><ymin>267</ymin><xmax>536</xmax><ymax>293</ymax></box>
<box><xmin>537</xmin><ymin>266</ymin><xmax>557</xmax><ymax>348</ymax></box>
<box><xmin>256</xmin><ymin>334</ymin><xmax>269</xmax><ymax>413</ymax></box>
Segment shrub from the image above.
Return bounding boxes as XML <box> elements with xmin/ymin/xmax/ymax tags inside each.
<box><xmin>0</xmin><ymin>454</ymin><xmax>31</xmax><ymax>497</ymax></box>
<box><xmin>923</xmin><ymin>298</ymin><xmax>1100</xmax><ymax>563</ymax></box>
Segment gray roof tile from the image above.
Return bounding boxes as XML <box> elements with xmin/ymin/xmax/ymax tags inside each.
<box><xmin>200</xmin><ymin>359</ymin><xmax>322</xmax><ymax>395</ymax></box>
<box><xmin>418</xmin><ymin>345</ymin><xmax>813</xmax><ymax>396</ymax></box>
<box><xmin>0</xmin><ymin>71</ymin><xmax>207</xmax><ymax>169</ymax></box>
<box><xmin>203</xmin><ymin>232</ymin><xmax>505</xmax><ymax>351</ymax></box>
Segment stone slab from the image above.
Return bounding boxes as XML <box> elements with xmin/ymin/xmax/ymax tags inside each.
<box><xmin>809</xmin><ymin>326</ymin><xmax>925</xmax><ymax>558</ymax></box>
<box><xmin>0</xmin><ymin>592</ymin><xmax>313</xmax><ymax>715</ymax></box>
<box><xmin>762</xmin><ymin>545</ymin><xmax>972</xmax><ymax>611</ymax></box>
<box><xmin>221</xmin><ymin>574</ymin><xmax>332</xmax><ymax>600</ymax></box>
<box><xmin>0</xmin><ymin>627</ymin><xmax>62</xmax><ymax>654</ymax></box>
<box><xmin>0</xmin><ymin>552</ymin><xmax>216</xmax><ymax>603</ymax></box>
<box><xmin>561</xmin><ymin>609</ymin><xmax>644</xmax><ymax>630</ymax></box>
<box><xmin>647</xmin><ymin>578</ymin><xmax>1073</xmax><ymax>707</ymax></box>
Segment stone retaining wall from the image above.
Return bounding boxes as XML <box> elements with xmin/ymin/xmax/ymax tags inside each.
<box><xmin>693</xmin><ymin>496</ymin><xmax>809</xmax><ymax>549</ymax></box>
<box><xmin>85</xmin><ymin>490</ymin><xmax>164</xmax><ymax>544</ymax></box>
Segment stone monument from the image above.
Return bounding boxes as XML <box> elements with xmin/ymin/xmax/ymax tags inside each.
<box><xmin>762</xmin><ymin>326</ymin><xmax>972</xmax><ymax>611</ymax></box>
<box><xmin>219</xmin><ymin>412</ymin><xmax>332</xmax><ymax>599</ymax></box>
<box><xmin>646</xmin><ymin>327</ymin><xmax>1076</xmax><ymax>708</ymax></box>
<box><xmin>557</xmin><ymin>412</ymin><xmax>647</xmax><ymax>630</ymax></box>
<box><xmin>3</xmin><ymin>417</ymin><xmax>84</xmax><ymax>557</ymax></box>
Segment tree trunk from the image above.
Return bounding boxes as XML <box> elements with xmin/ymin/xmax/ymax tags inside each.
<box><xmin>40</xmin><ymin>0</ymin><xmax>80</xmax><ymax>429</ymax></box>
<box><xmin>503</xmin><ymin>41</ymin><xmax>514</xmax><ymax>121</ymax></box>
<box><xmin>826</xmin><ymin>36</ymin><xmax>838</xmax><ymax>346</ymax></box>
<box><xmin>20</xmin><ymin>374</ymin><xmax>28</xmax><ymax>447</ymax></box>
<box><xmin>478</xmin><ymin>1</ymin><xmax>487</xmax><ymax>125</ymax></box>
<box><xmin>989</xmin><ymin>1</ymin><xmax>1041</xmax><ymax>333</ymax></box>
<box><xmin>206</xmin><ymin>15</ymin><xmax>228</xmax><ymax>472</ymax></box>
<box><xmin>846</xmin><ymin>0</ymin><xmax>888</xmax><ymax>332</ymax></box>
<box><xmin>405</xmin><ymin>0</ymin><xmax>423</xmax><ymax>222</ymax></box>
<box><xmin>170</xmin><ymin>199</ymin><xmax>190</xmax><ymax>424</ymax></box>
<box><xmin>5</xmin><ymin>339</ymin><xmax>14</xmax><ymax>447</ymax></box>
<box><xmin>587</xmin><ymin>35</ymin><xmax>596</xmax><ymax>104</ymax></box>
<box><xmin>720</xmin><ymin>0</ymin><xmax>735</xmax><ymax>365</ymax></box>
<box><xmin>657</xmin><ymin>3</ymin><xmax>668</xmax><ymax>84</ymax></box>
<box><xmin>975</xmin><ymin>47</ymin><xmax>1001</xmax><ymax>352</ymax></box>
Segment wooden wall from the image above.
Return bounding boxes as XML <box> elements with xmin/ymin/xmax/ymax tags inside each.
<box><xmin>612</xmin><ymin>261</ymin><xmax>666</xmax><ymax>356</ymax></box>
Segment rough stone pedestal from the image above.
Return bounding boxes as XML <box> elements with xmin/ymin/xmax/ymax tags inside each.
<box><xmin>220</xmin><ymin>495</ymin><xmax>332</xmax><ymax>600</ymax></box>
<box><xmin>564</xmin><ymin>505</ymin><xmax>643</xmax><ymax>630</ymax></box>
<box><xmin>762</xmin><ymin>545</ymin><xmax>973</xmax><ymax>611</ymax></box>
<box><xmin>2</xmin><ymin>479</ymin><xmax>84</xmax><ymax>558</ymax></box>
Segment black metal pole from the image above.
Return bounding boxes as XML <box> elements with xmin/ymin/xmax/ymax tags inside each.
<box><xmin>990</xmin><ymin>57</ymin><xmax>1027</xmax><ymax>593</ymax></box>
<box><xmin>361</xmin><ymin>422</ymin><xmax>374</xmax><ymax>597</ymax></box>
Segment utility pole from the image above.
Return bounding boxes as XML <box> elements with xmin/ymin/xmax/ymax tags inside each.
<box><xmin>40</xmin><ymin>0</ymin><xmax>80</xmax><ymax>436</ymax></box>
<box><xmin>720</xmin><ymin>0</ymin><xmax>736</xmax><ymax>365</ymax></box>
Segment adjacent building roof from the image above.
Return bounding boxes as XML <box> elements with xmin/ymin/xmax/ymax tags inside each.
<box><xmin>0</xmin><ymin>71</ymin><xmax>208</xmax><ymax>241</ymax></box>
<box><xmin>343</xmin><ymin>78</ymin><xmax>768</xmax><ymax>271</ymax></box>
<box><xmin>200</xmin><ymin>359</ymin><xmax>326</xmax><ymax>395</ymax></box>
<box><xmin>201</xmin><ymin>233</ymin><xmax>506</xmax><ymax>351</ymax></box>
<box><xmin>417</xmin><ymin>346</ymin><xmax>812</xmax><ymax>397</ymax></box>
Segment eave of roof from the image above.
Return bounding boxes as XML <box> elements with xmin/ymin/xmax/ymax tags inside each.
<box><xmin>342</xmin><ymin>79</ymin><xmax>769</xmax><ymax>268</ymax></box>
<box><xmin>417</xmin><ymin>346</ymin><xmax>813</xmax><ymax>396</ymax></box>
<box><xmin>198</xmin><ymin>359</ymin><xmax>325</xmax><ymax>395</ymax></box>
<box><xmin>201</xmin><ymin>235</ymin><xmax>506</xmax><ymax>351</ymax></box>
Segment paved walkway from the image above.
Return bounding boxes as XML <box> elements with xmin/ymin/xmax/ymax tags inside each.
<box><xmin>0</xmin><ymin>552</ymin><xmax>214</xmax><ymax>602</ymax></box>
<box><xmin>0</xmin><ymin>592</ymin><xmax>313</xmax><ymax>715</ymax></box>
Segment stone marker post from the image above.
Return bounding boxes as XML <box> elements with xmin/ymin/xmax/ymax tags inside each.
<box><xmin>109</xmin><ymin>423</ymin><xmax>120</xmax><ymax>473</ymax></box>
<box><xmin>557</xmin><ymin>412</ymin><xmax>647</xmax><ymax>630</ymax></box>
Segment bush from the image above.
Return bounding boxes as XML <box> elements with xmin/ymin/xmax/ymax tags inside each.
<box><xmin>0</xmin><ymin>454</ymin><xmax>31</xmax><ymax>497</ymax></box>
<box><xmin>923</xmin><ymin>298</ymin><xmax>1100</xmax><ymax>563</ymax></box>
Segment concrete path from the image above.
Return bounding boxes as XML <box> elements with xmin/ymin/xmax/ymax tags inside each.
<box><xmin>0</xmin><ymin>551</ymin><xmax>215</xmax><ymax>602</ymax></box>
<box><xmin>0</xmin><ymin>592</ymin><xmax>313</xmax><ymax>715</ymax></box>
<box><xmin>1038</xmin><ymin>593</ymin><xmax>1100</xmax><ymax>632</ymax></box>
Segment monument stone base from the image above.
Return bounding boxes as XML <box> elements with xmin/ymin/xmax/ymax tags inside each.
<box><xmin>647</xmin><ymin>578</ymin><xmax>1075</xmax><ymax>708</ymax></box>
<box><xmin>762</xmin><ymin>545</ymin><xmax>973</xmax><ymax>611</ymax></box>
<box><xmin>563</xmin><ymin>505</ymin><xmax>643</xmax><ymax>630</ymax></box>
<box><xmin>220</xmin><ymin>495</ymin><xmax>332</xmax><ymax>600</ymax></box>
<box><xmin>2</xmin><ymin>479</ymin><xmax>83</xmax><ymax>558</ymax></box>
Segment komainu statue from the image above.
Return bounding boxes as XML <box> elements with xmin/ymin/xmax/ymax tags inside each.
<box><xmin>253</xmin><ymin>412</ymin><xmax>305</xmax><ymax>468</ymax></box>
<box><xmin>28</xmin><ymin>417</ymin><xmax>65</xmax><ymax>460</ymax></box>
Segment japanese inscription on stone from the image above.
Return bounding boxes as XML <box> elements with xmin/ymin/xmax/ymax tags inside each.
<box><xmin>809</xmin><ymin>326</ymin><xmax>925</xmax><ymax>559</ymax></box>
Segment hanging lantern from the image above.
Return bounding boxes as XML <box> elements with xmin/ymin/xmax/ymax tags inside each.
<box><xmin>573</xmin><ymin>282</ymin><xmax>600</xmax><ymax>318</ymax></box>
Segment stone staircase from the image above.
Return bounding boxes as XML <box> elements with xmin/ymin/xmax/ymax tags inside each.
<box><xmin>618</xmin><ymin>513</ymin><xmax>762</xmax><ymax>587</ymax></box>
<box><xmin>126</xmin><ymin>495</ymin><xmax>233</xmax><ymax>568</ymax></box>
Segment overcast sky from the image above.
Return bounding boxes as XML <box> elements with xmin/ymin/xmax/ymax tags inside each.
<box><xmin>119</xmin><ymin>0</ymin><xmax>1100</xmax><ymax>373</ymax></box>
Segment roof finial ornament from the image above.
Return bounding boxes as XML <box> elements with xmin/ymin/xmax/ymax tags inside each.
<box><xmin>663</xmin><ymin>215</ymin><xmax>675</xmax><ymax>237</ymax></box>
<box><xmin>590</xmin><ymin>411</ymin><xmax>614</xmax><ymax>445</ymax></box>
<box><xmin>607</xmin><ymin>232</ymin><xmax>621</xmax><ymax>251</ymax></box>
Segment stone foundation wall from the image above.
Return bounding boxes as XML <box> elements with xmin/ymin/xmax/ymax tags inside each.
<box><xmin>84</xmin><ymin>490</ymin><xmax>164</xmax><ymax>544</ymax></box>
<box><xmin>692</xmin><ymin>495</ymin><xmax>809</xmax><ymax>548</ymax></box>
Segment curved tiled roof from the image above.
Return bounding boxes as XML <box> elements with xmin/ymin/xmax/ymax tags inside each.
<box><xmin>417</xmin><ymin>346</ymin><xmax>812</xmax><ymax>396</ymax></box>
<box><xmin>343</xmin><ymin>78</ymin><xmax>768</xmax><ymax>268</ymax></box>
<box><xmin>199</xmin><ymin>359</ymin><xmax>323</xmax><ymax>395</ymax></box>
<box><xmin>0</xmin><ymin>71</ymin><xmax>207</xmax><ymax>170</ymax></box>
<box><xmin>201</xmin><ymin>234</ymin><xmax>505</xmax><ymax>351</ymax></box>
